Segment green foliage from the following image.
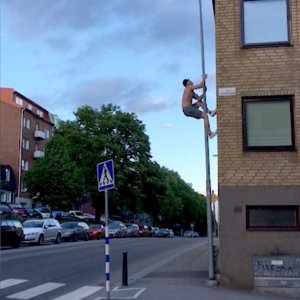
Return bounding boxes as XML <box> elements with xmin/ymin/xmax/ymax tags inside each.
<box><xmin>25</xmin><ymin>104</ymin><xmax>207</xmax><ymax>232</ymax></box>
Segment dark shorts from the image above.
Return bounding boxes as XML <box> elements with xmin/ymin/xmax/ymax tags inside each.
<box><xmin>182</xmin><ymin>104</ymin><xmax>203</xmax><ymax>119</ymax></box>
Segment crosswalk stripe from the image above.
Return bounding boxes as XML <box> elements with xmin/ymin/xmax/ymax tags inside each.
<box><xmin>53</xmin><ymin>285</ymin><xmax>103</xmax><ymax>300</ymax></box>
<box><xmin>7</xmin><ymin>282</ymin><xmax>65</xmax><ymax>299</ymax></box>
<box><xmin>0</xmin><ymin>279</ymin><xmax>28</xmax><ymax>289</ymax></box>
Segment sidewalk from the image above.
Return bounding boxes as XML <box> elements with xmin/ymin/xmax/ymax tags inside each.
<box><xmin>126</xmin><ymin>240</ymin><xmax>296</xmax><ymax>300</ymax></box>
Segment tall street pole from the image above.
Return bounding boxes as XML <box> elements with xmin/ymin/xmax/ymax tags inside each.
<box><xmin>198</xmin><ymin>0</ymin><xmax>215</xmax><ymax>281</ymax></box>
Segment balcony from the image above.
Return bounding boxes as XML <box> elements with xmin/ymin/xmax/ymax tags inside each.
<box><xmin>33</xmin><ymin>150</ymin><xmax>45</xmax><ymax>159</ymax></box>
<box><xmin>34</xmin><ymin>130</ymin><xmax>46</xmax><ymax>140</ymax></box>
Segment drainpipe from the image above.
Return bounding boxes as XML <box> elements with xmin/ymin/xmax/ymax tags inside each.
<box><xmin>17</xmin><ymin>108</ymin><xmax>25</xmax><ymax>202</ymax></box>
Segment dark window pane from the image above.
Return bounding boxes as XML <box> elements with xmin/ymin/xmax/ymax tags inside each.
<box><xmin>246</xmin><ymin>206</ymin><xmax>299</xmax><ymax>230</ymax></box>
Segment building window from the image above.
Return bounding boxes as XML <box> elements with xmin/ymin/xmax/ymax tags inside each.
<box><xmin>5</xmin><ymin>168</ymin><xmax>10</xmax><ymax>181</ymax></box>
<box><xmin>23</xmin><ymin>118</ymin><xmax>30</xmax><ymax>129</ymax></box>
<box><xmin>37</xmin><ymin>109</ymin><xmax>44</xmax><ymax>118</ymax></box>
<box><xmin>22</xmin><ymin>138</ymin><xmax>30</xmax><ymax>150</ymax></box>
<box><xmin>246</xmin><ymin>205</ymin><xmax>300</xmax><ymax>231</ymax></box>
<box><xmin>21</xmin><ymin>160</ymin><xmax>29</xmax><ymax>171</ymax></box>
<box><xmin>241</xmin><ymin>0</ymin><xmax>290</xmax><ymax>46</ymax></box>
<box><xmin>15</xmin><ymin>96</ymin><xmax>23</xmax><ymax>106</ymax></box>
<box><xmin>20</xmin><ymin>178</ymin><xmax>28</xmax><ymax>192</ymax></box>
<box><xmin>44</xmin><ymin>128</ymin><xmax>50</xmax><ymax>139</ymax></box>
<box><xmin>242</xmin><ymin>96</ymin><xmax>295</xmax><ymax>151</ymax></box>
<box><xmin>28</xmin><ymin>104</ymin><xmax>33</xmax><ymax>110</ymax></box>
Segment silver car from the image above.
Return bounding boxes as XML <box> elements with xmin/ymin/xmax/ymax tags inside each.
<box><xmin>108</xmin><ymin>222</ymin><xmax>127</xmax><ymax>238</ymax></box>
<box><xmin>23</xmin><ymin>218</ymin><xmax>62</xmax><ymax>245</ymax></box>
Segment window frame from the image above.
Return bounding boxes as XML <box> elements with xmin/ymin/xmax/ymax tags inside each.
<box><xmin>23</xmin><ymin>118</ymin><xmax>30</xmax><ymax>129</ymax></box>
<box><xmin>21</xmin><ymin>159</ymin><xmax>29</xmax><ymax>171</ymax></box>
<box><xmin>241</xmin><ymin>0</ymin><xmax>291</xmax><ymax>47</ymax></box>
<box><xmin>22</xmin><ymin>138</ymin><xmax>30</xmax><ymax>150</ymax></box>
<box><xmin>242</xmin><ymin>96</ymin><xmax>295</xmax><ymax>151</ymax></box>
<box><xmin>246</xmin><ymin>205</ymin><xmax>300</xmax><ymax>231</ymax></box>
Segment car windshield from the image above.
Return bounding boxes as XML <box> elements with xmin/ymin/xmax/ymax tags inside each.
<box><xmin>74</xmin><ymin>211</ymin><xmax>84</xmax><ymax>216</ymax></box>
<box><xmin>109</xmin><ymin>223</ymin><xmax>120</xmax><ymax>229</ymax></box>
<box><xmin>89</xmin><ymin>225</ymin><xmax>100</xmax><ymax>229</ymax></box>
<box><xmin>61</xmin><ymin>223</ymin><xmax>77</xmax><ymax>229</ymax></box>
<box><xmin>23</xmin><ymin>221</ymin><xmax>44</xmax><ymax>228</ymax></box>
<box><xmin>39</xmin><ymin>208</ymin><xmax>50</xmax><ymax>213</ymax></box>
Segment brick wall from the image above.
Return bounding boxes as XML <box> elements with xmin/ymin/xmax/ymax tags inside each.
<box><xmin>215</xmin><ymin>0</ymin><xmax>300</xmax><ymax>186</ymax></box>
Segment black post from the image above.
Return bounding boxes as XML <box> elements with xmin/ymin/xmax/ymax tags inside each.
<box><xmin>122</xmin><ymin>251</ymin><xmax>128</xmax><ymax>286</ymax></box>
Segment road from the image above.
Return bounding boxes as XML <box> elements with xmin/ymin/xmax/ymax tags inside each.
<box><xmin>0</xmin><ymin>237</ymin><xmax>206</xmax><ymax>300</ymax></box>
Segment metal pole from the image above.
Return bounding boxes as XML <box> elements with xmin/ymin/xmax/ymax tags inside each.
<box><xmin>105</xmin><ymin>189</ymin><xmax>110</xmax><ymax>299</ymax></box>
<box><xmin>198</xmin><ymin>0</ymin><xmax>215</xmax><ymax>281</ymax></box>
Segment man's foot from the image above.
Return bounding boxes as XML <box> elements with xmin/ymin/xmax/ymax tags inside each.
<box><xmin>209</xmin><ymin>130</ymin><xmax>217</xmax><ymax>139</ymax></box>
<box><xmin>209</xmin><ymin>109</ymin><xmax>217</xmax><ymax>117</ymax></box>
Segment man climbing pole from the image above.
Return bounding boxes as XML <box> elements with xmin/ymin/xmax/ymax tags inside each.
<box><xmin>182</xmin><ymin>74</ymin><xmax>217</xmax><ymax>138</ymax></box>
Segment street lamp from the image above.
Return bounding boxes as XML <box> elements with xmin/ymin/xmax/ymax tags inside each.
<box><xmin>198</xmin><ymin>0</ymin><xmax>215</xmax><ymax>282</ymax></box>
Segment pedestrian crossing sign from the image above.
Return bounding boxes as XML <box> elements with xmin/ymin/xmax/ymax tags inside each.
<box><xmin>97</xmin><ymin>160</ymin><xmax>115</xmax><ymax>191</ymax></box>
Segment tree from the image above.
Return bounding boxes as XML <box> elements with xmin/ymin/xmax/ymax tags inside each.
<box><xmin>25</xmin><ymin>104</ymin><xmax>207</xmax><ymax>232</ymax></box>
<box><xmin>25</xmin><ymin>104</ymin><xmax>152</xmax><ymax>216</ymax></box>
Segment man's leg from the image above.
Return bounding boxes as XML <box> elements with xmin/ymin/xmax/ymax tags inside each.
<box><xmin>201</xmin><ymin>112</ymin><xmax>217</xmax><ymax>138</ymax></box>
<box><xmin>201</xmin><ymin>112</ymin><xmax>211</xmax><ymax>136</ymax></box>
<box><xmin>196</xmin><ymin>101</ymin><xmax>217</xmax><ymax>117</ymax></box>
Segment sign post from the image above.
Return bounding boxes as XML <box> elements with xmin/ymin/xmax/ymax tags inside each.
<box><xmin>97</xmin><ymin>159</ymin><xmax>115</xmax><ymax>300</ymax></box>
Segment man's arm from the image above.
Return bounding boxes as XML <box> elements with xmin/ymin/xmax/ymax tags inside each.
<box><xmin>194</xmin><ymin>85</ymin><xmax>207</xmax><ymax>101</ymax></box>
<box><xmin>191</xmin><ymin>74</ymin><xmax>207</xmax><ymax>90</ymax></box>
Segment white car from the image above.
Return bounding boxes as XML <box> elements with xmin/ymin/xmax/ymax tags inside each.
<box><xmin>68</xmin><ymin>210</ymin><xmax>87</xmax><ymax>221</ymax></box>
<box><xmin>34</xmin><ymin>207</ymin><xmax>51</xmax><ymax>218</ymax></box>
<box><xmin>22</xmin><ymin>219</ymin><xmax>62</xmax><ymax>245</ymax></box>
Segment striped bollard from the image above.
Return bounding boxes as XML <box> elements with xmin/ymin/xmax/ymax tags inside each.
<box><xmin>105</xmin><ymin>226</ymin><xmax>110</xmax><ymax>300</ymax></box>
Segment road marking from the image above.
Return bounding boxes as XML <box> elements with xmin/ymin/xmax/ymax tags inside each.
<box><xmin>0</xmin><ymin>279</ymin><xmax>28</xmax><ymax>289</ymax></box>
<box><xmin>95</xmin><ymin>286</ymin><xmax>146</xmax><ymax>299</ymax></box>
<box><xmin>53</xmin><ymin>285</ymin><xmax>103</xmax><ymax>300</ymax></box>
<box><xmin>7</xmin><ymin>282</ymin><xmax>65</xmax><ymax>299</ymax></box>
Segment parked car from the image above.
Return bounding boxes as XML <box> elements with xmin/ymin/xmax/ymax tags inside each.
<box><xmin>108</xmin><ymin>222</ymin><xmax>127</xmax><ymax>238</ymax></box>
<box><xmin>22</xmin><ymin>219</ymin><xmax>61</xmax><ymax>245</ymax></box>
<box><xmin>0</xmin><ymin>220</ymin><xmax>24</xmax><ymax>248</ymax></box>
<box><xmin>157</xmin><ymin>228</ymin><xmax>174</xmax><ymax>238</ymax></box>
<box><xmin>124</xmin><ymin>223</ymin><xmax>139</xmax><ymax>237</ymax></box>
<box><xmin>149</xmin><ymin>226</ymin><xmax>159</xmax><ymax>237</ymax></box>
<box><xmin>183</xmin><ymin>230</ymin><xmax>199</xmax><ymax>238</ymax></box>
<box><xmin>88</xmin><ymin>224</ymin><xmax>104</xmax><ymax>240</ymax></box>
<box><xmin>0</xmin><ymin>203</ymin><xmax>12</xmax><ymax>215</ymax></box>
<box><xmin>67</xmin><ymin>210</ymin><xmax>88</xmax><ymax>221</ymax></box>
<box><xmin>61</xmin><ymin>221</ymin><xmax>90</xmax><ymax>241</ymax></box>
<box><xmin>83</xmin><ymin>213</ymin><xmax>95</xmax><ymax>222</ymax></box>
<box><xmin>29</xmin><ymin>207</ymin><xmax>51</xmax><ymax>219</ymax></box>
<box><xmin>9</xmin><ymin>204</ymin><xmax>28</xmax><ymax>217</ymax></box>
<box><xmin>168</xmin><ymin>229</ymin><xmax>175</xmax><ymax>238</ymax></box>
<box><xmin>139</xmin><ymin>225</ymin><xmax>150</xmax><ymax>237</ymax></box>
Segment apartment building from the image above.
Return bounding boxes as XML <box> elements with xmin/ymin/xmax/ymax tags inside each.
<box><xmin>0</xmin><ymin>88</ymin><xmax>55</xmax><ymax>207</ymax></box>
<box><xmin>215</xmin><ymin>0</ymin><xmax>300</xmax><ymax>296</ymax></box>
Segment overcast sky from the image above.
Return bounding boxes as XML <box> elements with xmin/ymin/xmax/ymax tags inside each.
<box><xmin>1</xmin><ymin>0</ymin><xmax>218</xmax><ymax>195</ymax></box>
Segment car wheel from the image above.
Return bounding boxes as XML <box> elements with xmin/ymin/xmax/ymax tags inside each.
<box><xmin>84</xmin><ymin>233</ymin><xmax>89</xmax><ymax>241</ymax></box>
<box><xmin>38</xmin><ymin>234</ymin><xmax>44</xmax><ymax>245</ymax></box>
<box><xmin>72</xmin><ymin>234</ymin><xmax>78</xmax><ymax>242</ymax></box>
<box><xmin>55</xmin><ymin>233</ymin><xmax>61</xmax><ymax>244</ymax></box>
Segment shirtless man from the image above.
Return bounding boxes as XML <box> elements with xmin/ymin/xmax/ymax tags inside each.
<box><xmin>182</xmin><ymin>74</ymin><xmax>217</xmax><ymax>138</ymax></box>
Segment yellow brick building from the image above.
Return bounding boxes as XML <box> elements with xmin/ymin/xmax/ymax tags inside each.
<box><xmin>214</xmin><ymin>0</ymin><xmax>300</xmax><ymax>296</ymax></box>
